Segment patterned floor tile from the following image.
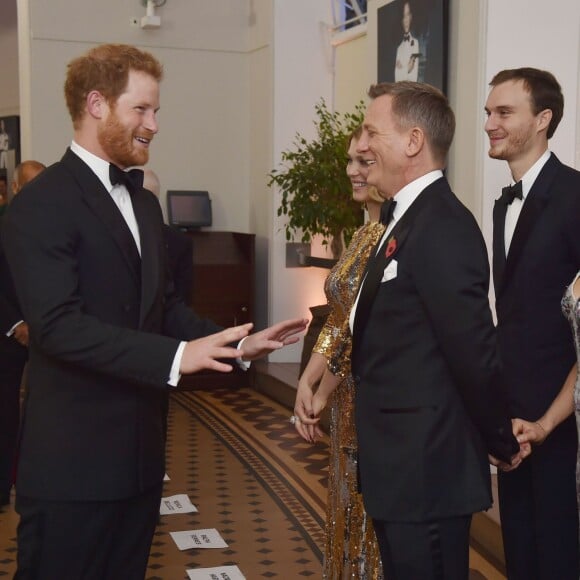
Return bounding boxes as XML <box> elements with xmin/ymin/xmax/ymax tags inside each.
<box><xmin>0</xmin><ymin>386</ymin><xmax>505</xmax><ymax>579</ymax></box>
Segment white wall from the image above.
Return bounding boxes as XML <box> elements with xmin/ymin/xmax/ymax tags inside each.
<box><xmin>18</xmin><ymin>0</ymin><xmax>253</xmax><ymax>235</ymax></box>
<box><xmin>249</xmin><ymin>0</ymin><xmax>274</xmax><ymax>331</ymax></box>
<box><xmin>268</xmin><ymin>0</ymin><xmax>335</xmax><ymax>362</ymax></box>
<box><xmin>446</xmin><ymin>0</ymin><xmax>487</xmax><ymax>221</ymax></box>
<box><xmin>0</xmin><ymin>0</ymin><xmax>19</xmax><ymax>117</ymax></box>
<box><xmin>334</xmin><ymin>30</ymin><xmax>369</xmax><ymax>114</ymax></box>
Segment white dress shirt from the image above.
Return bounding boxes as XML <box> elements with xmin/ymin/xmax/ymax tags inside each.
<box><xmin>503</xmin><ymin>150</ymin><xmax>551</xmax><ymax>255</ymax></box>
<box><xmin>349</xmin><ymin>170</ymin><xmax>443</xmax><ymax>333</ymax></box>
<box><xmin>395</xmin><ymin>33</ymin><xmax>420</xmax><ymax>82</ymax></box>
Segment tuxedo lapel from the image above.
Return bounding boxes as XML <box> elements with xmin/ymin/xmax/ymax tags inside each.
<box><xmin>61</xmin><ymin>149</ymin><xmax>142</xmax><ymax>288</ymax></box>
<box><xmin>499</xmin><ymin>154</ymin><xmax>559</xmax><ymax>295</ymax></box>
<box><xmin>492</xmin><ymin>200</ymin><xmax>507</xmax><ymax>293</ymax></box>
<box><xmin>353</xmin><ymin>179</ymin><xmax>441</xmax><ymax>345</ymax></box>
<box><xmin>353</xmin><ymin>233</ymin><xmax>396</xmax><ymax>342</ymax></box>
<box><xmin>131</xmin><ymin>190</ymin><xmax>160</xmax><ymax>326</ymax></box>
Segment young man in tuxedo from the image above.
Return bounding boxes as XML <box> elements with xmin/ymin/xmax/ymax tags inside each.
<box><xmin>350</xmin><ymin>81</ymin><xmax>523</xmax><ymax>578</ymax></box>
<box><xmin>2</xmin><ymin>43</ymin><xmax>307</xmax><ymax>579</ymax></box>
<box><xmin>485</xmin><ymin>67</ymin><xmax>580</xmax><ymax>579</ymax></box>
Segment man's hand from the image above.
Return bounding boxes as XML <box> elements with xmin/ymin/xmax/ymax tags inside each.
<box><xmin>240</xmin><ymin>318</ymin><xmax>308</xmax><ymax>361</ymax></box>
<box><xmin>13</xmin><ymin>322</ymin><xmax>29</xmax><ymax>347</ymax></box>
<box><xmin>179</xmin><ymin>323</ymin><xmax>253</xmax><ymax>374</ymax></box>
<box><xmin>488</xmin><ymin>453</ymin><xmax>522</xmax><ymax>472</ymax></box>
<box><xmin>489</xmin><ymin>439</ymin><xmax>532</xmax><ymax>472</ymax></box>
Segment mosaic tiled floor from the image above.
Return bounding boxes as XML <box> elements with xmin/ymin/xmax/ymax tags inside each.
<box><xmin>0</xmin><ymin>387</ymin><xmax>505</xmax><ymax>579</ymax></box>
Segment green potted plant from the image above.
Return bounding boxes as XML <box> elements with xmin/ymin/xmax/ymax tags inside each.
<box><xmin>268</xmin><ymin>99</ymin><xmax>366</xmax><ymax>260</ymax></box>
<box><xmin>268</xmin><ymin>99</ymin><xmax>366</xmax><ymax>374</ymax></box>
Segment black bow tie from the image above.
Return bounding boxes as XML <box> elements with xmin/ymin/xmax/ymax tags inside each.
<box><xmin>380</xmin><ymin>199</ymin><xmax>397</xmax><ymax>225</ymax></box>
<box><xmin>500</xmin><ymin>180</ymin><xmax>523</xmax><ymax>205</ymax></box>
<box><xmin>403</xmin><ymin>33</ymin><xmax>410</xmax><ymax>42</ymax></box>
<box><xmin>109</xmin><ymin>164</ymin><xmax>144</xmax><ymax>195</ymax></box>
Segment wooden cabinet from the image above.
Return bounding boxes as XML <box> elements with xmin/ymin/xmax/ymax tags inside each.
<box><xmin>178</xmin><ymin>231</ymin><xmax>255</xmax><ymax>390</ymax></box>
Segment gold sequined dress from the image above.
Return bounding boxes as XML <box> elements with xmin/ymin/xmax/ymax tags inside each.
<box><xmin>313</xmin><ymin>221</ymin><xmax>385</xmax><ymax>579</ymax></box>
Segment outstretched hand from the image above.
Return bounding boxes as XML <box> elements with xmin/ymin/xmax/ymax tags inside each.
<box><xmin>179</xmin><ymin>323</ymin><xmax>253</xmax><ymax>374</ymax></box>
<box><xmin>240</xmin><ymin>318</ymin><xmax>308</xmax><ymax>361</ymax></box>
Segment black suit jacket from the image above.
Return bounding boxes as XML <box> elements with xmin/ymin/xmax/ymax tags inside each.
<box><xmin>2</xmin><ymin>149</ymin><xmax>221</xmax><ymax>501</ymax></box>
<box><xmin>0</xmin><ymin>222</ymin><xmax>27</xmax><ymax>366</ymax></box>
<box><xmin>493</xmin><ymin>153</ymin><xmax>580</xmax><ymax>423</ymax></box>
<box><xmin>352</xmin><ymin>177</ymin><xmax>518</xmax><ymax>523</ymax></box>
<box><xmin>163</xmin><ymin>225</ymin><xmax>194</xmax><ymax>306</ymax></box>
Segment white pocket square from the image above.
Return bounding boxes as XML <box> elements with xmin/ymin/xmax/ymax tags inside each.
<box><xmin>381</xmin><ymin>259</ymin><xmax>398</xmax><ymax>283</ymax></box>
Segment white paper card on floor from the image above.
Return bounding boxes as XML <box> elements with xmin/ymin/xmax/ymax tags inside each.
<box><xmin>163</xmin><ymin>473</ymin><xmax>170</xmax><ymax>481</ymax></box>
<box><xmin>170</xmin><ymin>529</ymin><xmax>228</xmax><ymax>551</ymax></box>
<box><xmin>160</xmin><ymin>494</ymin><xmax>198</xmax><ymax>515</ymax></box>
<box><xmin>186</xmin><ymin>565</ymin><xmax>246</xmax><ymax>580</ymax></box>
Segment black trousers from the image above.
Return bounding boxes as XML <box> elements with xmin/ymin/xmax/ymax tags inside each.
<box><xmin>14</xmin><ymin>483</ymin><xmax>163</xmax><ymax>580</ymax></box>
<box><xmin>372</xmin><ymin>515</ymin><xmax>472</xmax><ymax>580</ymax></box>
<box><xmin>0</xmin><ymin>339</ymin><xmax>26</xmax><ymax>496</ymax></box>
<box><xmin>498</xmin><ymin>421</ymin><xmax>579</xmax><ymax>580</ymax></box>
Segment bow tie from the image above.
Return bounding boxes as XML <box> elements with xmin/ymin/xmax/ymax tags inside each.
<box><xmin>109</xmin><ymin>164</ymin><xmax>144</xmax><ymax>195</ymax></box>
<box><xmin>500</xmin><ymin>180</ymin><xmax>523</xmax><ymax>205</ymax></box>
<box><xmin>380</xmin><ymin>199</ymin><xmax>397</xmax><ymax>225</ymax></box>
<box><xmin>403</xmin><ymin>33</ymin><xmax>410</xmax><ymax>42</ymax></box>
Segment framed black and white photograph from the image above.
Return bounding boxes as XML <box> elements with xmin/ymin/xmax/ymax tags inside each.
<box><xmin>368</xmin><ymin>0</ymin><xmax>449</xmax><ymax>93</ymax></box>
<box><xmin>0</xmin><ymin>115</ymin><xmax>21</xmax><ymax>186</ymax></box>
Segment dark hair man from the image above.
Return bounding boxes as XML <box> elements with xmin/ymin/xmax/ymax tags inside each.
<box><xmin>485</xmin><ymin>67</ymin><xmax>580</xmax><ymax>580</ymax></box>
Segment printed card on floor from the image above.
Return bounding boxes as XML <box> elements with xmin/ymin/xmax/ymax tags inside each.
<box><xmin>186</xmin><ymin>565</ymin><xmax>246</xmax><ymax>580</ymax></box>
<box><xmin>170</xmin><ymin>529</ymin><xmax>228</xmax><ymax>551</ymax></box>
<box><xmin>160</xmin><ymin>494</ymin><xmax>198</xmax><ymax>515</ymax></box>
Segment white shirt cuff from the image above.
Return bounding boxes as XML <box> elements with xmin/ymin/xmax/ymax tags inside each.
<box><xmin>236</xmin><ymin>336</ymin><xmax>251</xmax><ymax>371</ymax></box>
<box><xmin>6</xmin><ymin>320</ymin><xmax>24</xmax><ymax>337</ymax></box>
<box><xmin>168</xmin><ymin>341</ymin><xmax>187</xmax><ymax>387</ymax></box>
<box><xmin>170</xmin><ymin>337</ymin><xmax>250</xmax><ymax>386</ymax></box>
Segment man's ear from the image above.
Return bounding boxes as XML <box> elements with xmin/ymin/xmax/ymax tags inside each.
<box><xmin>536</xmin><ymin>108</ymin><xmax>552</xmax><ymax>135</ymax></box>
<box><xmin>406</xmin><ymin>127</ymin><xmax>424</xmax><ymax>157</ymax></box>
<box><xmin>86</xmin><ymin>90</ymin><xmax>108</xmax><ymax>120</ymax></box>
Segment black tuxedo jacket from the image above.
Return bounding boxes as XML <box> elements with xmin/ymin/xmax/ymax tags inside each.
<box><xmin>493</xmin><ymin>153</ymin><xmax>580</xmax><ymax>423</ymax></box>
<box><xmin>0</xmin><ymin>223</ymin><xmax>27</xmax><ymax>364</ymax></box>
<box><xmin>2</xmin><ymin>149</ymin><xmax>221</xmax><ymax>501</ymax></box>
<box><xmin>352</xmin><ymin>177</ymin><xmax>518</xmax><ymax>523</ymax></box>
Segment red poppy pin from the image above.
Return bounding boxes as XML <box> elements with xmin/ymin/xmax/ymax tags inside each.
<box><xmin>385</xmin><ymin>236</ymin><xmax>397</xmax><ymax>258</ymax></box>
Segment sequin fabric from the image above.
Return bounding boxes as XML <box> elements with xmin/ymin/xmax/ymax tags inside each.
<box><xmin>313</xmin><ymin>221</ymin><xmax>385</xmax><ymax>579</ymax></box>
<box><xmin>562</xmin><ymin>270</ymin><xmax>580</xmax><ymax>519</ymax></box>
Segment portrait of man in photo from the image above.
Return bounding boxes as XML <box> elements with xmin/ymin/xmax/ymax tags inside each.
<box><xmin>376</xmin><ymin>0</ymin><xmax>448</xmax><ymax>91</ymax></box>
